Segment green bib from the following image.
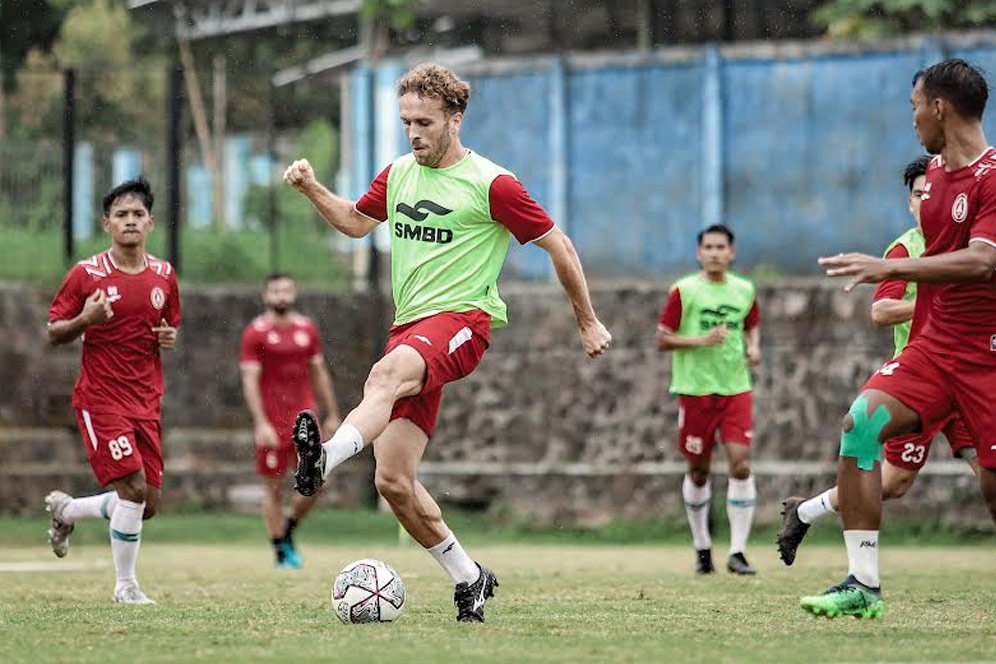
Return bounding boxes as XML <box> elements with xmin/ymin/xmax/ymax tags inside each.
<box><xmin>882</xmin><ymin>227</ymin><xmax>925</xmax><ymax>355</ymax></box>
<box><xmin>668</xmin><ymin>272</ymin><xmax>757</xmax><ymax>396</ymax></box>
<box><xmin>385</xmin><ymin>151</ymin><xmax>515</xmax><ymax>327</ymax></box>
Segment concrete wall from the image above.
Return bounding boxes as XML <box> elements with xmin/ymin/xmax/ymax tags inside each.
<box><xmin>0</xmin><ymin>283</ymin><xmax>986</xmax><ymax>527</ymax></box>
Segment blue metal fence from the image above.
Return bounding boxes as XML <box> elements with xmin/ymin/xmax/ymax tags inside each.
<box><xmin>348</xmin><ymin>35</ymin><xmax>996</xmax><ymax>278</ymax></box>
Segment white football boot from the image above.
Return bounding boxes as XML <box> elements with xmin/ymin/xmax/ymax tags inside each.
<box><xmin>45</xmin><ymin>490</ymin><xmax>75</xmax><ymax>558</ymax></box>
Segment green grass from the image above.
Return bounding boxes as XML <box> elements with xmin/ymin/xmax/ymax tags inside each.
<box><xmin>1</xmin><ymin>514</ymin><xmax>994</xmax><ymax>663</ymax></box>
<box><xmin>0</xmin><ymin>226</ymin><xmax>350</xmax><ymax>287</ymax></box>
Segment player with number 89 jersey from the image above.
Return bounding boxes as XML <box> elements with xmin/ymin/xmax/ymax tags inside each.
<box><xmin>43</xmin><ymin>178</ymin><xmax>180</xmax><ymax>605</ymax></box>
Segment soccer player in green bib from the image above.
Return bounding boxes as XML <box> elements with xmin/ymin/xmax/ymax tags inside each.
<box><xmin>283</xmin><ymin>63</ymin><xmax>612</xmax><ymax>622</ymax></box>
<box><xmin>777</xmin><ymin>156</ymin><xmax>980</xmax><ymax>567</ymax></box>
<box><xmin>657</xmin><ymin>224</ymin><xmax>761</xmax><ymax>576</ymax></box>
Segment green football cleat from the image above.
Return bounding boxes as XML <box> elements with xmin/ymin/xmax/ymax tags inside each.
<box><xmin>801</xmin><ymin>575</ymin><xmax>884</xmax><ymax>619</ymax></box>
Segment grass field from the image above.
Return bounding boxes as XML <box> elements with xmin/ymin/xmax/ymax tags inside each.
<box><xmin>1</xmin><ymin>513</ymin><xmax>994</xmax><ymax>664</ymax></box>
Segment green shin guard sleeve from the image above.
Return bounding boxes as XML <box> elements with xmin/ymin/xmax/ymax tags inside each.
<box><xmin>839</xmin><ymin>395</ymin><xmax>889</xmax><ymax>471</ymax></box>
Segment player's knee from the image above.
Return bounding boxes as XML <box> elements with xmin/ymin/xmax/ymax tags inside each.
<box><xmin>364</xmin><ymin>359</ymin><xmax>406</xmax><ymax>397</ymax></box>
<box><xmin>729</xmin><ymin>458</ymin><xmax>751</xmax><ymax>480</ymax></box>
<box><xmin>882</xmin><ymin>478</ymin><xmax>911</xmax><ymax>500</ymax></box>
<box><xmin>142</xmin><ymin>503</ymin><xmax>158</xmax><ymax>520</ymax></box>
<box><xmin>115</xmin><ymin>477</ymin><xmax>148</xmax><ymax>504</ymax></box>
<box><xmin>374</xmin><ymin>469</ymin><xmax>415</xmax><ymax>505</ymax></box>
<box><xmin>688</xmin><ymin>466</ymin><xmax>710</xmax><ymax>486</ymax></box>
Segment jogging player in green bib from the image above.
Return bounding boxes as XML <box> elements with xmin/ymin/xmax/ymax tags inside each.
<box><xmin>283</xmin><ymin>63</ymin><xmax>611</xmax><ymax>622</ymax></box>
<box><xmin>657</xmin><ymin>224</ymin><xmax>761</xmax><ymax>576</ymax></box>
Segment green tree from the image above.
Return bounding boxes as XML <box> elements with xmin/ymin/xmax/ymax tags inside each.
<box><xmin>812</xmin><ymin>0</ymin><xmax>996</xmax><ymax>40</ymax></box>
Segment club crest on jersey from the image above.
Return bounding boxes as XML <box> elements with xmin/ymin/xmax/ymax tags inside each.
<box><xmin>951</xmin><ymin>193</ymin><xmax>968</xmax><ymax>223</ymax></box>
<box><xmin>150</xmin><ymin>287</ymin><xmax>166</xmax><ymax>310</ymax></box>
<box><xmin>920</xmin><ymin>182</ymin><xmax>931</xmax><ymax>201</ymax></box>
<box><xmin>990</xmin><ymin>334</ymin><xmax>996</xmax><ymax>352</ymax></box>
<box><xmin>294</xmin><ymin>330</ymin><xmax>310</xmax><ymax>347</ymax></box>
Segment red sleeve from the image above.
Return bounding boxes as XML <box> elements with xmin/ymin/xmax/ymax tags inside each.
<box><xmin>48</xmin><ymin>266</ymin><xmax>86</xmax><ymax>323</ymax></box>
<box><xmin>658</xmin><ymin>287</ymin><xmax>682</xmax><ymax>330</ymax></box>
<box><xmin>969</xmin><ymin>172</ymin><xmax>996</xmax><ymax>247</ymax></box>
<box><xmin>873</xmin><ymin>242</ymin><xmax>911</xmax><ymax>303</ymax></box>
<box><xmin>308</xmin><ymin>321</ymin><xmax>324</xmax><ymax>362</ymax></box>
<box><xmin>744</xmin><ymin>298</ymin><xmax>760</xmax><ymax>330</ymax></box>
<box><xmin>239</xmin><ymin>325</ymin><xmax>262</xmax><ymax>366</ymax></box>
<box><xmin>488</xmin><ymin>175</ymin><xmax>556</xmax><ymax>245</ymax></box>
<box><xmin>355</xmin><ymin>164</ymin><xmax>391</xmax><ymax>222</ymax></box>
<box><xmin>165</xmin><ymin>271</ymin><xmax>181</xmax><ymax>327</ymax></box>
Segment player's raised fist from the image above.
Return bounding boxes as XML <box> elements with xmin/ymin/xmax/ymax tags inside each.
<box><xmin>82</xmin><ymin>289</ymin><xmax>113</xmax><ymax>325</ymax></box>
<box><xmin>581</xmin><ymin>320</ymin><xmax>612</xmax><ymax>358</ymax></box>
<box><xmin>283</xmin><ymin>159</ymin><xmax>316</xmax><ymax>193</ymax></box>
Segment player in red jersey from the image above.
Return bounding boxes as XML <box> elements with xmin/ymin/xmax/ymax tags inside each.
<box><xmin>44</xmin><ymin>177</ymin><xmax>181</xmax><ymax>604</ymax></box>
<box><xmin>802</xmin><ymin>59</ymin><xmax>996</xmax><ymax>619</ymax></box>
<box><xmin>240</xmin><ymin>273</ymin><xmax>341</xmax><ymax>569</ymax></box>
<box><xmin>777</xmin><ymin>156</ymin><xmax>981</xmax><ymax>567</ymax></box>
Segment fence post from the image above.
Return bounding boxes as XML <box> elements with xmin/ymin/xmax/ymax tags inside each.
<box><xmin>63</xmin><ymin>68</ymin><xmax>75</xmax><ymax>268</ymax></box>
<box><xmin>267</xmin><ymin>80</ymin><xmax>279</xmax><ymax>273</ymax></box>
<box><xmin>701</xmin><ymin>45</ymin><xmax>723</xmax><ymax>228</ymax></box>
<box><xmin>166</xmin><ymin>61</ymin><xmax>183</xmax><ymax>273</ymax></box>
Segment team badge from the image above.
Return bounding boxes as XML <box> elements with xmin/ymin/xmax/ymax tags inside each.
<box><xmin>294</xmin><ymin>330</ymin><xmax>310</xmax><ymax>347</ymax></box>
<box><xmin>267</xmin><ymin>331</ymin><xmax>280</xmax><ymax>345</ymax></box>
<box><xmin>150</xmin><ymin>287</ymin><xmax>166</xmax><ymax>310</ymax></box>
<box><xmin>951</xmin><ymin>193</ymin><xmax>968</xmax><ymax>223</ymax></box>
<box><xmin>990</xmin><ymin>334</ymin><xmax>996</xmax><ymax>352</ymax></box>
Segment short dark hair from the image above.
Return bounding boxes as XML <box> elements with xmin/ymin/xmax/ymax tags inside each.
<box><xmin>102</xmin><ymin>177</ymin><xmax>154</xmax><ymax>216</ymax></box>
<box><xmin>912</xmin><ymin>59</ymin><xmax>989</xmax><ymax>120</ymax></box>
<box><xmin>903</xmin><ymin>155</ymin><xmax>931</xmax><ymax>191</ymax></box>
<box><xmin>697</xmin><ymin>223</ymin><xmax>734</xmax><ymax>245</ymax></box>
<box><xmin>264</xmin><ymin>273</ymin><xmax>294</xmax><ymax>286</ymax></box>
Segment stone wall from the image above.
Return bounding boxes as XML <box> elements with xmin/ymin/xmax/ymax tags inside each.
<box><xmin>0</xmin><ymin>282</ymin><xmax>987</xmax><ymax>527</ymax></box>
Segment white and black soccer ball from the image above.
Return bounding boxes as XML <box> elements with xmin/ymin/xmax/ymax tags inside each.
<box><xmin>332</xmin><ymin>559</ymin><xmax>406</xmax><ymax>624</ymax></box>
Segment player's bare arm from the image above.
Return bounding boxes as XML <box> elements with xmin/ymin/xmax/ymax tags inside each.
<box><xmin>240</xmin><ymin>364</ymin><xmax>279</xmax><ymax>449</ymax></box>
<box><xmin>152</xmin><ymin>318</ymin><xmax>178</xmax><ymax>351</ymax></box>
<box><xmin>870</xmin><ymin>298</ymin><xmax>915</xmax><ymax>327</ymax></box>
<box><xmin>309</xmin><ymin>360</ymin><xmax>342</xmax><ymax>435</ymax></box>
<box><xmin>47</xmin><ymin>289</ymin><xmax>113</xmax><ymax>346</ymax></box>
<box><xmin>534</xmin><ymin>226</ymin><xmax>611</xmax><ymax>358</ymax></box>
<box><xmin>656</xmin><ymin>324</ymin><xmax>727</xmax><ymax>351</ymax></box>
<box><xmin>283</xmin><ymin>159</ymin><xmax>379</xmax><ymax>238</ymax></box>
<box><xmin>820</xmin><ymin>242</ymin><xmax>996</xmax><ymax>291</ymax></box>
<box><xmin>744</xmin><ymin>326</ymin><xmax>762</xmax><ymax>366</ymax></box>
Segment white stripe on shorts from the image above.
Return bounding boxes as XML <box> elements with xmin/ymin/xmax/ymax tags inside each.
<box><xmin>448</xmin><ymin>326</ymin><xmax>473</xmax><ymax>355</ymax></box>
<box><xmin>81</xmin><ymin>410</ymin><xmax>99</xmax><ymax>451</ymax></box>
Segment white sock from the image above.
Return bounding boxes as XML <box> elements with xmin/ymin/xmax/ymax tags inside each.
<box><xmin>843</xmin><ymin>530</ymin><xmax>880</xmax><ymax>588</ymax></box>
<box><xmin>63</xmin><ymin>491</ymin><xmax>118</xmax><ymax>523</ymax></box>
<box><xmin>682</xmin><ymin>475</ymin><xmax>712</xmax><ymax>551</ymax></box>
<box><xmin>321</xmin><ymin>424</ymin><xmax>363</xmax><ymax>478</ymax></box>
<box><xmin>109</xmin><ymin>499</ymin><xmax>144</xmax><ymax>588</ymax></box>
<box><xmin>426</xmin><ymin>532</ymin><xmax>479</xmax><ymax>585</ymax></box>
<box><xmin>798</xmin><ymin>489</ymin><xmax>836</xmax><ymax>525</ymax></box>
<box><xmin>727</xmin><ymin>475</ymin><xmax>756</xmax><ymax>555</ymax></box>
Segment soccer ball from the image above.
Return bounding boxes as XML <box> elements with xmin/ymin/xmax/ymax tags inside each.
<box><xmin>332</xmin><ymin>559</ymin><xmax>406</xmax><ymax>624</ymax></box>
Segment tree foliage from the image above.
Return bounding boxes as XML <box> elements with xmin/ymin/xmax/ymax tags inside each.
<box><xmin>812</xmin><ymin>0</ymin><xmax>996</xmax><ymax>40</ymax></box>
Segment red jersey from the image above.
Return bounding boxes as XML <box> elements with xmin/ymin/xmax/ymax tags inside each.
<box><xmin>916</xmin><ymin>148</ymin><xmax>996</xmax><ymax>363</ymax></box>
<box><xmin>49</xmin><ymin>251</ymin><xmax>181</xmax><ymax>420</ymax></box>
<box><xmin>239</xmin><ymin>313</ymin><xmax>323</xmax><ymax>428</ymax></box>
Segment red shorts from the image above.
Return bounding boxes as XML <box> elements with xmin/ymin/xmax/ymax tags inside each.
<box><xmin>74</xmin><ymin>409</ymin><xmax>163</xmax><ymax>488</ymax></box>
<box><xmin>863</xmin><ymin>339</ymin><xmax>996</xmax><ymax>469</ymax></box>
<box><xmin>386</xmin><ymin>310</ymin><xmax>491</xmax><ymax>437</ymax></box>
<box><xmin>677</xmin><ymin>391</ymin><xmax>753</xmax><ymax>463</ymax></box>
<box><xmin>255</xmin><ymin>417</ymin><xmax>298</xmax><ymax>477</ymax></box>
<box><xmin>883</xmin><ymin>413</ymin><xmax>974</xmax><ymax>471</ymax></box>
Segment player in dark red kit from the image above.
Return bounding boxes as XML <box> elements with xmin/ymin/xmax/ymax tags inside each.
<box><xmin>804</xmin><ymin>59</ymin><xmax>996</xmax><ymax>618</ymax></box>
<box><xmin>44</xmin><ymin>178</ymin><xmax>180</xmax><ymax>605</ymax></box>
<box><xmin>240</xmin><ymin>274</ymin><xmax>340</xmax><ymax>568</ymax></box>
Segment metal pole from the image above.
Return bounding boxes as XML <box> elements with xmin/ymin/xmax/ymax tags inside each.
<box><xmin>267</xmin><ymin>80</ymin><xmax>279</xmax><ymax>273</ymax></box>
<box><xmin>63</xmin><ymin>68</ymin><xmax>75</xmax><ymax>268</ymax></box>
<box><xmin>166</xmin><ymin>62</ymin><xmax>183</xmax><ymax>273</ymax></box>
